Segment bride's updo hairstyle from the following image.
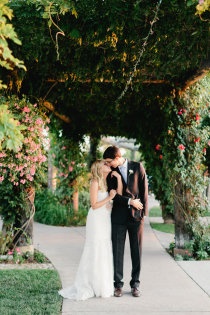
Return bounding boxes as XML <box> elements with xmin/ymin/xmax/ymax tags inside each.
<box><xmin>90</xmin><ymin>160</ymin><xmax>107</xmax><ymax>191</ymax></box>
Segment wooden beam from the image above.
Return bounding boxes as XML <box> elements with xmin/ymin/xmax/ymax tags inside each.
<box><xmin>42</xmin><ymin>100</ymin><xmax>71</xmax><ymax>123</ymax></box>
<box><xmin>47</xmin><ymin>78</ymin><xmax>169</xmax><ymax>84</ymax></box>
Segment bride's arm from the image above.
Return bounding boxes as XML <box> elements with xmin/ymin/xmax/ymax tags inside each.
<box><xmin>90</xmin><ymin>180</ymin><xmax>116</xmax><ymax>210</ymax></box>
<box><xmin>111</xmin><ymin>171</ymin><xmax>123</xmax><ymax>195</ymax></box>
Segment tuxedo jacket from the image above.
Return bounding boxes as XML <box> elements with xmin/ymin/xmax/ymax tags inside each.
<box><xmin>106</xmin><ymin>160</ymin><xmax>148</xmax><ymax>224</ymax></box>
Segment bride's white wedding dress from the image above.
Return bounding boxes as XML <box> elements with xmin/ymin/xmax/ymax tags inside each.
<box><xmin>58</xmin><ymin>190</ymin><xmax>114</xmax><ymax>300</ymax></box>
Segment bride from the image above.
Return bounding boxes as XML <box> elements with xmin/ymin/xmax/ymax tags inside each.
<box><xmin>58</xmin><ymin>159</ymin><xmax>122</xmax><ymax>300</ymax></box>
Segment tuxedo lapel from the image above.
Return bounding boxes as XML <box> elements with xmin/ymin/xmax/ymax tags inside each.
<box><xmin>127</xmin><ymin>161</ymin><xmax>139</xmax><ymax>196</ymax></box>
<box><xmin>127</xmin><ymin>161</ymin><xmax>133</xmax><ymax>186</ymax></box>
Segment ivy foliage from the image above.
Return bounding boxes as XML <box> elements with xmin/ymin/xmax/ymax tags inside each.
<box><xmin>0</xmin><ymin>0</ymin><xmax>208</xmax><ymax>142</ymax></box>
<box><xmin>0</xmin><ymin>104</ymin><xmax>25</xmax><ymax>151</ymax></box>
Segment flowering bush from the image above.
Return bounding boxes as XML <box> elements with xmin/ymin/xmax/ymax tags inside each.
<box><xmin>0</xmin><ymin>96</ymin><xmax>49</xmax><ymax>188</ymax></box>
<box><xmin>150</xmin><ymin>75</ymin><xmax>210</xmax><ymax>255</ymax></box>
<box><xmin>173</xmin><ymin>88</ymin><xmax>210</xmax><ymax>215</ymax></box>
<box><xmin>0</xmin><ymin>247</ymin><xmax>49</xmax><ymax>264</ymax></box>
<box><xmin>0</xmin><ymin>95</ymin><xmax>49</xmax><ymax>247</ymax></box>
<box><xmin>158</xmin><ymin>76</ymin><xmax>210</xmax><ymax>254</ymax></box>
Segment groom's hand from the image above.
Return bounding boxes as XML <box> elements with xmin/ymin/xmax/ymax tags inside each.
<box><xmin>130</xmin><ymin>199</ymin><xmax>143</xmax><ymax>210</ymax></box>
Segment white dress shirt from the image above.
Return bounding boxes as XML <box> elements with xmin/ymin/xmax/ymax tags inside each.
<box><xmin>119</xmin><ymin>159</ymin><xmax>128</xmax><ymax>184</ymax></box>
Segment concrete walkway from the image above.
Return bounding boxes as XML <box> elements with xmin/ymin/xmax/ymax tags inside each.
<box><xmin>33</xmin><ymin>197</ymin><xmax>210</xmax><ymax>315</ymax></box>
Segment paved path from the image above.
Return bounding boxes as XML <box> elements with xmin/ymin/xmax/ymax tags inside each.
<box><xmin>33</xmin><ymin>197</ymin><xmax>210</xmax><ymax>315</ymax></box>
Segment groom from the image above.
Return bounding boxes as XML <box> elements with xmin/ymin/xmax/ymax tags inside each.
<box><xmin>103</xmin><ymin>146</ymin><xmax>148</xmax><ymax>297</ymax></box>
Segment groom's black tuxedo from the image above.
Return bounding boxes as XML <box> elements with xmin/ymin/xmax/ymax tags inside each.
<box><xmin>106</xmin><ymin>160</ymin><xmax>148</xmax><ymax>290</ymax></box>
<box><xmin>106</xmin><ymin>160</ymin><xmax>148</xmax><ymax>224</ymax></box>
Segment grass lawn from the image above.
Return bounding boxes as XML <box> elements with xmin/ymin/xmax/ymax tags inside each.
<box><xmin>149</xmin><ymin>206</ymin><xmax>175</xmax><ymax>234</ymax></box>
<box><xmin>149</xmin><ymin>206</ymin><xmax>162</xmax><ymax>217</ymax></box>
<box><xmin>150</xmin><ymin>222</ymin><xmax>175</xmax><ymax>234</ymax></box>
<box><xmin>0</xmin><ymin>269</ymin><xmax>62</xmax><ymax>315</ymax></box>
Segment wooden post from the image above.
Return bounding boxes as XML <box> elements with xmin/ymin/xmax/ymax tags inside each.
<box><xmin>73</xmin><ymin>190</ymin><xmax>79</xmax><ymax>212</ymax></box>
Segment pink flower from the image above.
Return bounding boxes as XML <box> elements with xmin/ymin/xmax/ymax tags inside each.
<box><xmin>195</xmin><ymin>114</ymin><xmax>200</xmax><ymax>121</ymax></box>
<box><xmin>20</xmin><ymin>179</ymin><xmax>26</xmax><ymax>184</ymax></box>
<box><xmin>177</xmin><ymin>108</ymin><xmax>186</xmax><ymax>115</ymax></box>
<box><xmin>35</xmin><ymin>118</ymin><xmax>43</xmax><ymax>125</ymax></box>
<box><xmin>194</xmin><ymin>138</ymin><xmax>200</xmax><ymax>143</ymax></box>
<box><xmin>178</xmin><ymin>144</ymin><xmax>185</xmax><ymax>151</ymax></box>
<box><xmin>30</xmin><ymin>167</ymin><xmax>36</xmax><ymax>176</ymax></box>
<box><xmin>199</xmin><ymin>0</ymin><xmax>204</xmax><ymax>4</ymax></box>
<box><xmin>155</xmin><ymin>144</ymin><xmax>161</xmax><ymax>150</ymax></box>
<box><xmin>69</xmin><ymin>166</ymin><xmax>73</xmax><ymax>172</ymax></box>
<box><xmin>39</xmin><ymin>155</ymin><xmax>47</xmax><ymax>163</ymax></box>
<box><xmin>203</xmin><ymin>148</ymin><xmax>206</xmax><ymax>154</ymax></box>
<box><xmin>23</xmin><ymin>106</ymin><xmax>30</xmax><ymax>113</ymax></box>
<box><xmin>26</xmin><ymin>174</ymin><xmax>34</xmax><ymax>181</ymax></box>
<box><xmin>159</xmin><ymin>155</ymin><xmax>163</xmax><ymax>159</ymax></box>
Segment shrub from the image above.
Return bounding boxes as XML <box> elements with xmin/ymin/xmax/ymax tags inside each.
<box><xmin>34</xmin><ymin>188</ymin><xmax>89</xmax><ymax>226</ymax></box>
<box><xmin>34</xmin><ymin>189</ymin><xmax>68</xmax><ymax>226</ymax></box>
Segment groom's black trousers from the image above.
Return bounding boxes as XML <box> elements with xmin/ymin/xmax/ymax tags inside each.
<box><xmin>112</xmin><ymin>219</ymin><xmax>144</xmax><ymax>289</ymax></box>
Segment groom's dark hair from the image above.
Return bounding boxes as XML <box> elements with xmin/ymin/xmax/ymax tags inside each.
<box><xmin>103</xmin><ymin>146</ymin><xmax>121</xmax><ymax>159</ymax></box>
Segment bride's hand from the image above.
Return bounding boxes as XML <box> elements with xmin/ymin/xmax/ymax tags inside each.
<box><xmin>109</xmin><ymin>189</ymin><xmax>117</xmax><ymax>199</ymax></box>
<box><xmin>111</xmin><ymin>171</ymin><xmax>121</xmax><ymax>180</ymax></box>
<box><xmin>106</xmin><ymin>202</ymin><xmax>112</xmax><ymax>210</ymax></box>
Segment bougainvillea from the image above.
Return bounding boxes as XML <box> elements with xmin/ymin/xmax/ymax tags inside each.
<box><xmin>0</xmin><ymin>96</ymin><xmax>49</xmax><ymax>189</ymax></box>
<box><xmin>0</xmin><ymin>96</ymin><xmax>49</xmax><ymax>250</ymax></box>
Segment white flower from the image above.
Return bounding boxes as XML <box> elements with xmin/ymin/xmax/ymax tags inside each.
<box><xmin>129</xmin><ymin>169</ymin><xmax>134</xmax><ymax>175</ymax></box>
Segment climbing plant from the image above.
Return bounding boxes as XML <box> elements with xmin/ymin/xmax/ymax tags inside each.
<box><xmin>0</xmin><ymin>96</ymin><xmax>49</xmax><ymax>252</ymax></box>
<box><xmin>161</xmin><ymin>76</ymin><xmax>210</xmax><ymax>247</ymax></box>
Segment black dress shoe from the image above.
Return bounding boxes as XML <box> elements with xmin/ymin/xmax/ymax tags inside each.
<box><xmin>114</xmin><ymin>287</ymin><xmax>123</xmax><ymax>297</ymax></box>
<box><xmin>131</xmin><ymin>287</ymin><xmax>140</xmax><ymax>297</ymax></box>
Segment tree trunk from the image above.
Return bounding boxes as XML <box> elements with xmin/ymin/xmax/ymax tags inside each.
<box><xmin>48</xmin><ymin>154</ymin><xmax>57</xmax><ymax>191</ymax></box>
<box><xmin>13</xmin><ymin>187</ymin><xmax>35</xmax><ymax>254</ymax></box>
<box><xmin>73</xmin><ymin>190</ymin><xmax>79</xmax><ymax>213</ymax></box>
<box><xmin>162</xmin><ymin>204</ymin><xmax>174</xmax><ymax>224</ymax></box>
<box><xmin>174</xmin><ymin>180</ymin><xmax>193</xmax><ymax>248</ymax></box>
